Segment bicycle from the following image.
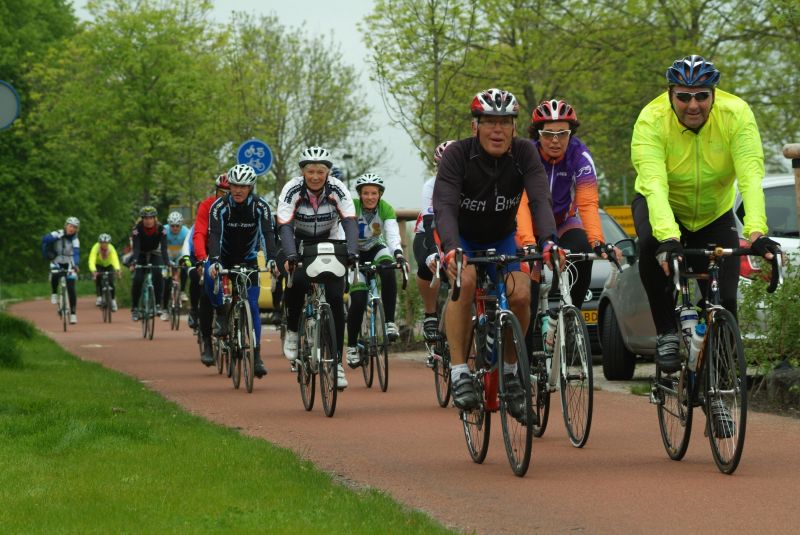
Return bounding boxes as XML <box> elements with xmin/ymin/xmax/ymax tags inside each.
<box><xmin>650</xmin><ymin>246</ymin><xmax>782</xmax><ymax>474</ymax></box>
<box><xmin>426</xmin><ymin>257</ymin><xmax>452</xmax><ymax>408</ymax></box>
<box><xmin>529</xmin><ymin>250</ymin><xmax>611</xmax><ymax>448</ymax></box>
<box><xmin>50</xmin><ymin>267</ymin><xmax>71</xmax><ymax>332</ymax></box>
<box><xmin>451</xmin><ymin>247</ymin><xmax>538</xmax><ymax>477</ymax></box>
<box><xmin>99</xmin><ymin>270</ymin><xmax>114</xmax><ymax>323</ymax></box>
<box><xmin>167</xmin><ymin>265</ymin><xmax>182</xmax><ymax>331</ymax></box>
<box><xmin>135</xmin><ymin>264</ymin><xmax>158</xmax><ymax>340</ymax></box>
<box><xmin>213</xmin><ymin>264</ymin><xmax>268</xmax><ymax>393</ymax></box>
<box><xmin>290</xmin><ymin>241</ymin><xmax>349</xmax><ymax>418</ymax></box>
<box><xmin>353</xmin><ymin>260</ymin><xmax>409</xmax><ymax>391</ymax></box>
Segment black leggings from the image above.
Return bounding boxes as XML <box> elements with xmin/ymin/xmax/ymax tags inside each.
<box><xmin>285</xmin><ymin>268</ymin><xmax>346</xmax><ymax>358</ymax></box>
<box><xmin>346</xmin><ymin>252</ymin><xmax>398</xmax><ymax>347</ymax></box>
<box><xmin>94</xmin><ymin>265</ymin><xmax>116</xmax><ymax>299</ymax></box>
<box><xmin>51</xmin><ymin>264</ymin><xmax>77</xmax><ymax>313</ymax></box>
<box><xmin>188</xmin><ymin>266</ymin><xmax>201</xmax><ymax>315</ymax></box>
<box><xmin>632</xmin><ymin>194</ymin><xmax>739</xmax><ymax>334</ymax></box>
<box><xmin>131</xmin><ymin>257</ymin><xmax>164</xmax><ymax>309</ymax></box>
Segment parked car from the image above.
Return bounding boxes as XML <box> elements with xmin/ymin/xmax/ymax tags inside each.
<box><xmin>597</xmin><ymin>174</ymin><xmax>799</xmax><ymax>380</ymax></box>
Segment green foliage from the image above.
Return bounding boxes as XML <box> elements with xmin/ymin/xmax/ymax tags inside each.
<box><xmin>739</xmin><ymin>256</ymin><xmax>800</xmax><ymax>372</ymax></box>
<box><xmin>0</xmin><ymin>312</ymin><xmax>36</xmax><ymax>340</ymax></box>
<box><xmin>0</xmin><ymin>334</ymin><xmax>21</xmax><ymax>368</ymax></box>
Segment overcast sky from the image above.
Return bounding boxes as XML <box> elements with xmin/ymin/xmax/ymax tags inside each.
<box><xmin>71</xmin><ymin>0</ymin><xmax>428</xmax><ymax>209</ymax></box>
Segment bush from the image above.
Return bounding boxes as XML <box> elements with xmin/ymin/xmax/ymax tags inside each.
<box><xmin>0</xmin><ymin>334</ymin><xmax>22</xmax><ymax>368</ymax></box>
<box><xmin>0</xmin><ymin>312</ymin><xmax>36</xmax><ymax>340</ymax></box>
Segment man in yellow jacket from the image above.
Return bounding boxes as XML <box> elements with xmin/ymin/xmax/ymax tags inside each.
<box><xmin>88</xmin><ymin>233</ymin><xmax>121</xmax><ymax>311</ymax></box>
<box><xmin>631</xmin><ymin>54</ymin><xmax>780</xmax><ymax>374</ymax></box>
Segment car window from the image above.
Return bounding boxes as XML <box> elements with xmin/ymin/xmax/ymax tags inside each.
<box><xmin>600</xmin><ymin>212</ymin><xmax>629</xmax><ymax>243</ymax></box>
<box><xmin>765</xmin><ymin>185</ymin><xmax>798</xmax><ymax>237</ymax></box>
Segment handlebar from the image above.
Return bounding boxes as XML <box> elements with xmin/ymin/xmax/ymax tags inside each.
<box><xmin>356</xmin><ymin>260</ymin><xmax>409</xmax><ymax>290</ymax></box>
<box><xmin>672</xmin><ymin>246</ymin><xmax>783</xmax><ymax>294</ymax></box>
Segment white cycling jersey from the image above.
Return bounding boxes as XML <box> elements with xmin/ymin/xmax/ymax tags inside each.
<box><xmin>413</xmin><ymin>176</ymin><xmax>435</xmax><ymax>234</ymax></box>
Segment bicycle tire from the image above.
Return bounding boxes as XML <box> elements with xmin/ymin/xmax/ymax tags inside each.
<box><xmin>230</xmin><ymin>311</ymin><xmax>242</xmax><ymax>390</ymax></box>
<box><xmin>705</xmin><ymin>308</ymin><xmax>747</xmax><ymax>474</ymax></box>
<box><xmin>461</xmin><ymin>322</ymin><xmax>490</xmax><ymax>463</ymax></box>
<box><xmin>298</xmin><ymin>305</ymin><xmax>316</xmax><ymax>411</ymax></box>
<box><xmin>558</xmin><ymin>305</ymin><xmax>593</xmax><ymax>448</ymax></box>
<box><xmin>433</xmin><ymin>336</ymin><xmax>451</xmax><ymax>408</ymax></box>
<box><xmin>140</xmin><ymin>285</ymin><xmax>149</xmax><ymax>339</ymax></box>
<box><xmin>171</xmin><ymin>283</ymin><xmax>180</xmax><ymax>331</ymax></box>
<box><xmin>240</xmin><ymin>301</ymin><xmax>255</xmax><ymax>394</ymax></box>
<box><xmin>497</xmin><ymin>313</ymin><xmax>533</xmax><ymax>477</ymax></box>
<box><xmin>61</xmin><ymin>284</ymin><xmax>68</xmax><ymax>332</ymax></box>
<box><xmin>146</xmin><ymin>285</ymin><xmax>156</xmax><ymax>340</ymax></box>
<box><xmin>105</xmin><ymin>286</ymin><xmax>113</xmax><ymax>323</ymax></box>
<box><xmin>319</xmin><ymin>307</ymin><xmax>338</xmax><ymax>417</ymax></box>
<box><xmin>655</xmin><ymin>364</ymin><xmax>694</xmax><ymax>461</ymax></box>
<box><xmin>530</xmin><ymin>314</ymin><xmax>551</xmax><ymax>438</ymax></box>
<box><xmin>374</xmin><ymin>300</ymin><xmax>389</xmax><ymax>392</ymax></box>
<box><xmin>360</xmin><ymin>308</ymin><xmax>374</xmax><ymax>388</ymax></box>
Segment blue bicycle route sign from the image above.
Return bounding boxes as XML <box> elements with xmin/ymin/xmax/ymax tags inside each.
<box><xmin>236</xmin><ymin>138</ymin><xmax>272</xmax><ymax>176</ymax></box>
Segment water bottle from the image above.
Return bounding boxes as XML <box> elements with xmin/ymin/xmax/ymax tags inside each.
<box><xmin>679</xmin><ymin>306</ymin><xmax>698</xmax><ymax>348</ymax></box>
<box><xmin>688</xmin><ymin>322</ymin><xmax>706</xmax><ymax>372</ymax></box>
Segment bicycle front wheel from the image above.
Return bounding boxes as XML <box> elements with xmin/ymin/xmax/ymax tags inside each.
<box><xmin>103</xmin><ymin>286</ymin><xmax>112</xmax><ymax>323</ymax></box>
<box><xmin>655</xmin><ymin>364</ymin><xmax>693</xmax><ymax>461</ymax></box>
<box><xmin>497</xmin><ymin>313</ymin><xmax>533</xmax><ymax>477</ymax></box>
<box><xmin>705</xmin><ymin>308</ymin><xmax>747</xmax><ymax>474</ymax></box>
<box><xmin>170</xmin><ymin>283</ymin><xmax>181</xmax><ymax>331</ymax></box>
<box><xmin>239</xmin><ymin>301</ymin><xmax>255</xmax><ymax>394</ymax></box>
<box><xmin>360</xmin><ymin>309</ymin><xmax>374</xmax><ymax>388</ymax></box>
<box><xmin>559</xmin><ymin>305</ymin><xmax>593</xmax><ymax>448</ymax></box>
<box><xmin>230</xmin><ymin>313</ymin><xmax>242</xmax><ymax>390</ymax></box>
<box><xmin>433</xmin><ymin>336</ymin><xmax>451</xmax><ymax>408</ymax></box>
<box><xmin>374</xmin><ymin>300</ymin><xmax>389</xmax><ymax>392</ymax></box>
<box><xmin>145</xmin><ymin>285</ymin><xmax>156</xmax><ymax>340</ymax></box>
<box><xmin>318</xmin><ymin>308</ymin><xmax>338</xmax><ymax>417</ymax></box>
<box><xmin>61</xmin><ymin>285</ymin><xmax>68</xmax><ymax>332</ymax></box>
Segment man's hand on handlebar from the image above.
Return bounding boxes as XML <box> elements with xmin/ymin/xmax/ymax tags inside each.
<box><xmin>444</xmin><ymin>249</ymin><xmax>466</xmax><ymax>280</ymax></box>
<box><xmin>655</xmin><ymin>238</ymin><xmax>683</xmax><ymax>276</ymax></box>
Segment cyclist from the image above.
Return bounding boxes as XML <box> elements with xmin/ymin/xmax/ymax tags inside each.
<box><xmin>42</xmin><ymin>216</ymin><xmax>81</xmax><ymax>324</ymax></box>
<box><xmin>433</xmin><ymin>88</ymin><xmax>558</xmax><ymax>414</ymax></box>
<box><xmin>181</xmin><ymin>224</ymin><xmax>199</xmax><ymax>330</ymax></box>
<box><xmin>88</xmin><ymin>233</ymin><xmax>121</xmax><ymax>311</ymax></box>
<box><xmin>413</xmin><ymin>140</ymin><xmax>455</xmax><ymax>352</ymax></box>
<box><xmin>631</xmin><ymin>54</ymin><xmax>780</xmax><ymax>376</ymax></box>
<box><xmin>194</xmin><ymin>173</ymin><xmax>231</xmax><ymax>366</ymax></box>
<box><xmin>206</xmin><ymin>164</ymin><xmax>277</xmax><ymax>379</ymax></box>
<box><xmin>277</xmin><ymin>146</ymin><xmax>359</xmax><ymax>389</ymax></box>
<box><xmin>345</xmin><ymin>173</ymin><xmax>405</xmax><ymax>367</ymax></box>
<box><xmin>160</xmin><ymin>211</ymin><xmax>190</xmax><ymax>321</ymax></box>
<box><xmin>516</xmin><ymin>99</ymin><xmax>614</xmax><ymax>350</ymax></box>
<box><xmin>129</xmin><ymin>206</ymin><xmax>169</xmax><ymax>322</ymax></box>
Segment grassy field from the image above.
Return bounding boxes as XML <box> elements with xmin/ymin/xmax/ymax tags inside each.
<box><xmin>0</xmin><ymin>313</ymin><xmax>453</xmax><ymax>534</ymax></box>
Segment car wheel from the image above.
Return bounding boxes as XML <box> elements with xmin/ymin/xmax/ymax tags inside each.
<box><xmin>601</xmin><ymin>305</ymin><xmax>636</xmax><ymax>380</ymax></box>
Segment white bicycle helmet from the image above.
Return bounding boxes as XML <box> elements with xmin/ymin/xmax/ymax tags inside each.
<box><xmin>433</xmin><ymin>140</ymin><xmax>456</xmax><ymax>164</ymax></box>
<box><xmin>98</xmin><ymin>233</ymin><xmax>112</xmax><ymax>243</ymax></box>
<box><xmin>65</xmin><ymin>216</ymin><xmax>80</xmax><ymax>228</ymax></box>
<box><xmin>227</xmin><ymin>164</ymin><xmax>257</xmax><ymax>186</ymax></box>
<box><xmin>470</xmin><ymin>88</ymin><xmax>520</xmax><ymax>117</ymax></box>
<box><xmin>354</xmin><ymin>173</ymin><xmax>385</xmax><ymax>193</ymax></box>
<box><xmin>166</xmin><ymin>211</ymin><xmax>184</xmax><ymax>225</ymax></box>
<box><xmin>298</xmin><ymin>146</ymin><xmax>333</xmax><ymax>168</ymax></box>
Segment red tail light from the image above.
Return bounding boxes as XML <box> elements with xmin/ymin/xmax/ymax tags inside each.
<box><xmin>739</xmin><ymin>238</ymin><xmax>761</xmax><ymax>279</ymax></box>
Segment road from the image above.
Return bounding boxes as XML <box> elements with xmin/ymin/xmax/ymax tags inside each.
<box><xmin>12</xmin><ymin>297</ymin><xmax>800</xmax><ymax>534</ymax></box>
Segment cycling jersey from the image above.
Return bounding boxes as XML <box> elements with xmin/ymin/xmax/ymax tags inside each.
<box><xmin>516</xmin><ymin>136</ymin><xmax>604</xmax><ymax>245</ymax></box>
<box><xmin>131</xmin><ymin>221</ymin><xmax>168</xmax><ymax>262</ymax></box>
<box><xmin>208</xmin><ymin>194</ymin><xmax>276</xmax><ymax>266</ymax></box>
<box><xmin>433</xmin><ymin>136</ymin><xmax>557</xmax><ymax>254</ymax></box>
<box><xmin>413</xmin><ymin>176</ymin><xmax>435</xmax><ymax>234</ymax></box>
<box><xmin>181</xmin><ymin>224</ymin><xmax>195</xmax><ymax>261</ymax></box>
<box><xmin>632</xmin><ymin>88</ymin><xmax>768</xmax><ymax>242</ymax></box>
<box><xmin>42</xmin><ymin>230</ymin><xmax>79</xmax><ymax>266</ymax></box>
<box><xmin>276</xmin><ymin>176</ymin><xmax>358</xmax><ymax>259</ymax></box>
<box><xmin>353</xmin><ymin>198</ymin><xmax>402</xmax><ymax>253</ymax></box>
<box><xmin>88</xmin><ymin>243</ymin><xmax>121</xmax><ymax>271</ymax></box>
<box><xmin>165</xmin><ymin>225</ymin><xmax>189</xmax><ymax>263</ymax></box>
<box><xmin>193</xmin><ymin>194</ymin><xmax>216</xmax><ymax>261</ymax></box>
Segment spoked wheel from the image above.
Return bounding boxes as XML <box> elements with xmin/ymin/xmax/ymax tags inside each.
<box><xmin>461</xmin><ymin>326</ymin><xmax>490</xmax><ymax>463</ymax></box>
<box><xmin>360</xmin><ymin>310</ymin><xmax>374</xmax><ymax>388</ymax></box>
<box><xmin>433</xmin><ymin>337</ymin><xmax>451</xmax><ymax>408</ymax></box>
<box><xmin>559</xmin><ymin>305</ymin><xmax>593</xmax><ymax>448</ymax></box>
<box><xmin>705</xmin><ymin>308</ymin><xmax>747</xmax><ymax>475</ymax></box>
<box><xmin>655</xmin><ymin>364</ymin><xmax>694</xmax><ymax>461</ymax></box>
<box><xmin>212</xmin><ymin>334</ymin><xmax>225</xmax><ymax>375</ymax></box>
<box><xmin>145</xmin><ymin>286</ymin><xmax>156</xmax><ymax>340</ymax></box>
<box><xmin>102</xmin><ymin>286</ymin><xmax>113</xmax><ymax>323</ymax></box>
<box><xmin>230</xmin><ymin>312</ymin><xmax>242</xmax><ymax>390</ymax></box>
<box><xmin>298</xmin><ymin>309</ymin><xmax>316</xmax><ymax>411</ymax></box>
<box><xmin>318</xmin><ymin>309</ymin><xmax>338</xmax><ymax>417</ymax></box>
<box><xmin>60</xmin><ymin>287</ymin><xmax>68</xmax><ymax>332</ymax></box>
<box><xmin>530</xmin><ymin>351</ymin><xmax>551</xmax><ymax>438</ymax></box>
<box><xmin>239</xmin><ymin>302</ymin><xmax>255</xmax><ymax>394</ymax></box>
<box><xmin>170</xmin><ymin>284</ymin><xmax>181</xmax><ymax>331</ymax></box>
<box><xmin>497</xmin><ymin>313</ymin><xmax>533</xmax><ymax>477</ymax></box>
<box><xmin>374</xmin><ymin>300</ymin><xmax>389</xmax><ymax>392</ymax></box>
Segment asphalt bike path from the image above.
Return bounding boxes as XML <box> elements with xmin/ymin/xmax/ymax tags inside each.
<box><xmin>12</xmin><ymin>297</ymin><xmax>800</xmax><ymax>534</ymax></box>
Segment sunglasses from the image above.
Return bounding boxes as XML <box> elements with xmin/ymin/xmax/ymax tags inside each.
<box><xmin>539</xmin><ymin>129</ymin><xmax>571</xmax><ymax>140</ymax></box>
<box><xmin>673</xmin><ymin>90</ymin><xmax>712</xmax><ymax>103</ymax></box>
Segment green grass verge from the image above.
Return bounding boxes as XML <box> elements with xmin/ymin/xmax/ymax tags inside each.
<box><xmin>0</xmin><ymin>313</ymin><xmax>453</xmax><ymax>534</ymax></box>
<box><xmin>629</xmin><ymin>382</ymin><xmax>651</xmax><ymax>396</ymax></box>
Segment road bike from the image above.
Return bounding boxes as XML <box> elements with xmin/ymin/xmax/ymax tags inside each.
<box><xmin>651</xmin><ymin>246</ymin><xmax>782</xmax><ymax>474</ymax></box>
<box><xmin>426</xmin><ymin>257</ymin><xmax>452</xmax><ymax>408</ymax></box>
<box><xmin>213</xmin><ymin>264</ymin><xmax>268</xmax><ymax>393</ymax></box>
<box><xmin>50</xmin><ymin>267</ymin><xmax>72</xmax><ymax>332</ymax></box>
<box><xmin>98</xmin><ymin>270</ymin><xmax>114</xmax><ymax>323</ymax></box>
<box><xmin>352</xmin><ymin>260</ymin><xmax>408</xmax><ymax>391</ymax></box>
<box><xmin>451</xmin><ymin>247</ymin><xmax>538</xmax><ymax>477</ymax></box>
<box><xmin>135</xmin><ymin>264</ymin><xmax>157</xmax><ymax>340</ymax></box>
<box><xmin>167</xmin><ymin>265</ymin><xmax>182</xmax><ymax>331</ymax></box>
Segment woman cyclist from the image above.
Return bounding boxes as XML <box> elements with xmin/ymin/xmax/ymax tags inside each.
<box><xmin>129</xmin><ymin>206</ymin><xmax>168</xmax><ymax>322</ymax></box>
<box><xmin>88</xmin><ymin>233</ymin><xmax>121</xmax><ymax>311</ymax></box>
<box><xmin>277</xmin><ymin>146</ymin><xmax>359</xmax><ymax>389</ymax></box>
<box><xmin>345</xmin><ymin>173</ymin><xmax>405</xmax><ymax>368</ymax></box>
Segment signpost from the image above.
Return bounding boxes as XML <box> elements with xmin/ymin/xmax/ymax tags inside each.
<box><xmin>0</xmin><ymin>80</ymin><xmax>21</xmax><ymax>130</ymax></box>
<box><xmin>236</xmin><ymin>138</ymin><xmax>272</xmax><ymax>176</ymax></box>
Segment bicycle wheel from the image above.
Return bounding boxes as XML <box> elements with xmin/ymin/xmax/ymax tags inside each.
<box><xmin>298</xmin><ymin>309</ymin><xmax>316</xmax><ymax>411</ymax></box>
<box><xmin>374</xmin><ymin>300</ymin><xmax>389</xmax><ymax>392</ymax></box>
<box><xmin>655</xmin><ymin>364</ymin><xmax>694</xmax><ymax>461</ymax></box>
<box><xmin>212</xmin><ymin>334</ymin><xmax>224</xmax><ymax>374</ymax></box>
<box><xmin>318</xmin><ymin>308</ymin><xmax>338</xmax><ymax>417</ymax></box>
<box><xmin>461</xmin><ymin>322</ymin><xmax>490</xmax><ymax>463</ymax></box>
<box><xmin>530</xmin><ymin>314</ymin><xmax>551</xmax><ymax>438</ymax></box>
<box><xmin>239</xmin><ymin>301</ymin><xmax>256</xmax><ymax>393</ymax></box>
<box><xmin>433</xmin><ymin>336</ymin><xmax>451</xmax><ymax>408</ymax></box>
<box><xmin>360</xmin><ymin>308</ymin><xmax>374</xmax><ymax>388</ymax></box>
<box><xmin>230</xmin><ymin>312</ymin><xmax>242</xmax><ymax>390</ymax></box>
<box><xmin>704</xmin><ymin>308</ymin><xmax>747</xmax><ymax>474</ymax></box>
<box><xmin>140</xmin><ymin>287</ymin><xmax>149</xmax><ymax>339</ymax></box>
<box><xmin>497</xmin><ymin>313</ymin><xmax>533</xmax><ymax>477</ymax></box>
<box><xmin>103</xmin><ymin>286</ymin><xmax>113</xmax><ymax>323</ymax></box>
<box><xmin>145</xmin><ymin>285</ymin><xmax>156</xmax><ymax>340</ymax></box>
<box><xmin>170</xmin><ymin>283</ymin><xmax>180</xmax><ymax>331</ymax></box>
<box><xmin>60</xmin><ymin>285</ymin><xmax>68</xmax><ymax>332</ymax></box>
<box><xmin>558</xmin><ymin>305</ymin><xmax>593</xmax><ymax>448</ymax></box>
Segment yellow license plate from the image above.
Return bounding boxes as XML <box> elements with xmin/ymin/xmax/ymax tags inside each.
<box><xmin>583</xmin><ymin>310</ymin><xmax>598</xmax><ymax>325</ymax></box>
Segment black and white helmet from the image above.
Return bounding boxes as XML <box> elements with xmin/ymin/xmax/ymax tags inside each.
<box><xmin>98</xmin><ymin>233</ymin><xmax>112</xmax><ymax>243</ymax></box>
<box><xmin>354</xmin><ymin>173</ymin><xmax>385</xmax><ymax>193</ymax></box>
<box><xmin>298</xmin><ymin>146</ymin><xmax>333</xmax><ymax>168</ymax></box>
<box><xmin>227</xmin><ymin>164</ymin><xmax>257</xmax><ymax>186</ymax></box>
<box><xmin>166</xmin><ymin>211</ymin><xmax>184</xmax><ymax>225</ymax></box>
<box><xmin>65</xmin><ymin>216</ymin><xmax>80</xmax><ymax>228</ymax></box>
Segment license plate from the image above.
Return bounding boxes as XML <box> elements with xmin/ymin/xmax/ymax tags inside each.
<box><xmin>583</xmin><ymin>310</ymin><xmax>598</xmax><ymax>325</ymax></box>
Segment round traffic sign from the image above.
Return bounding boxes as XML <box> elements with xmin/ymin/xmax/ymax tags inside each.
<box><xmin>0</xmin><ymin>81</ymin><xmax>21</xmax><ymax>130</ymax></box>
<box><xmin>236</xmin><ymin>139</ymin><xmax>272</xmax><ymax>176</ymax></box>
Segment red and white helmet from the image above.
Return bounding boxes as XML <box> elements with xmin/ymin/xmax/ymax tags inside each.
<box><xmin>470</xmin><ymin>88</ymin><xmax>519</xmax><ymax>117</ymax></box>
<box><xmin>531</xmin><ymin>99</ymin><xmax>579</xmax><ymax>127</ymax></box>
<box><xmin>215</xmin><ymin>173</ymin><xmax>230</xmax><ymax>191</ymax></box>
<box><xmin>433</xmin><ymin>140</ymin><xmax>456</xmax><ymax>164</ymax></box>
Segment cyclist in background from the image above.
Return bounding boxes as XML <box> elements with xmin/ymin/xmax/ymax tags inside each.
<box><xmin>206</xmin><ymin>164</ymin><xmax>277</xmax><ymax>379</ymax></box>
<box><xmin>631</xmin><ymin>54</ymin><xmax>780</xmax><ymax>374</ymax></box>
<box><xmin>88</xmin><ymin>233</ymin><xmax>121</xmax><ymax>311</ymax></box>
<box><xmin>42</xmin><ymin>216</ymin><xmax>81</xmax><ymax>324</ymax></box>
<box><xmin>129</xmin><ymin>206</ymin><xmax>168</xmax><ymax>322</ymax></box>
<box><xmin>161</xmin><ymin>211</ymin><xmax>189</xmax><ymax>321</ymax></box>
<box><xmin>277</xmin><ymin>146</ymin><xmax>359</xmax><ymax>389</ymax></box>
<box><xmin>433</xmin><ymin>88</ymin><xmax>558</xmax><ymax>413</ymax></box>
<box><xmin>413</xmin><ymin>140</ymin><xmax>455</xmax><ymax>349</ymax></box>
<box><xmin>181</xmin><ymin>224</ymin><xmax>200</xmax><ymax>330</ymax></box>
<box><xmin>345</xmin><ymin>173</ymin><xmax>406</xmax><ymax>368</ymax></box>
